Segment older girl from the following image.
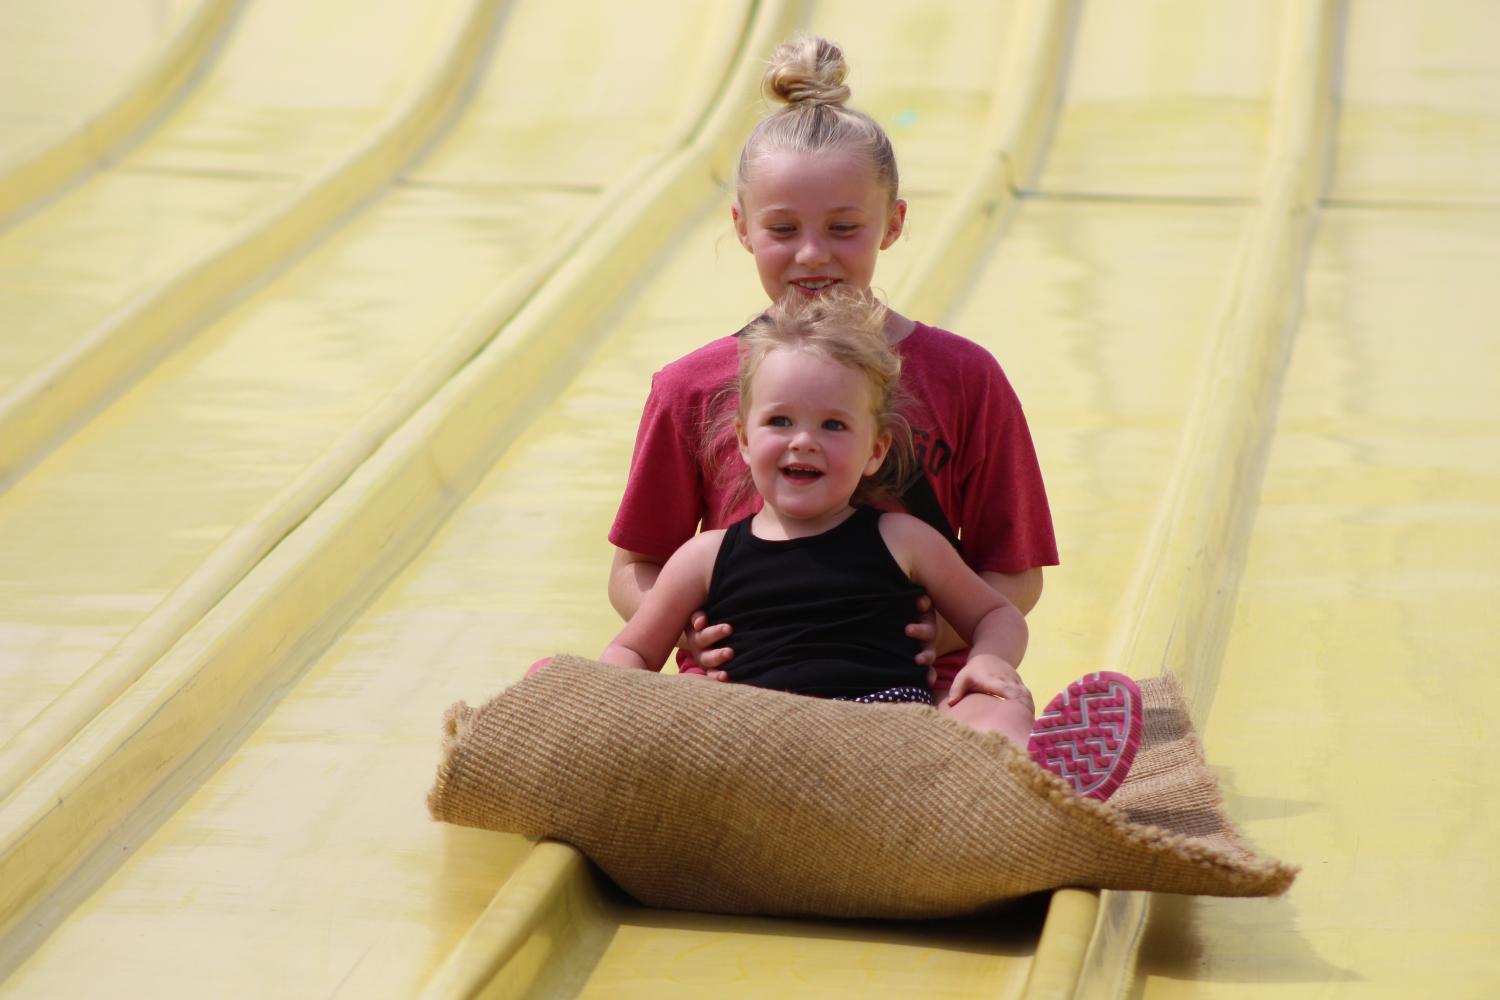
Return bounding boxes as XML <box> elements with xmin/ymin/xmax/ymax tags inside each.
<box><xmin>608</xmin><ymin>36</ymin><xmax>1058</xmax><ymax>736</ymax></box>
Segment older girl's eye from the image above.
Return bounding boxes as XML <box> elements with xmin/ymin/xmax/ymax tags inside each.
<box><xmin>830</xmin><ymin>223</ymin><xmax>859</xmax><ymax>235</ymax></box>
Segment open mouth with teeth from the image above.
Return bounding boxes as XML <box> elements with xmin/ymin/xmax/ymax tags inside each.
<box><xmin>791</xmin><ymin>278</ymin><xmax>839</xmax><ymax>295</ymax></box>
<box><xmin>781</xmin><ymin>464</ymin><xmax>824</xmax><ymax>483</ymax></box>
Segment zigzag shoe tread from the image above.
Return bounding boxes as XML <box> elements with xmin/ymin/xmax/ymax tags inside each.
<box><xmin>1026</xmin><ymin>670</ymin><xmax>1143</xmax><ymax>801</ymax></box>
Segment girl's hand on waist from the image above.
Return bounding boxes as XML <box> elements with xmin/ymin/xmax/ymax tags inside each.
<box><xmin>946</xmin><ymin>655</ymin><xmax>1034</xmax><ymax>713</ymax></box>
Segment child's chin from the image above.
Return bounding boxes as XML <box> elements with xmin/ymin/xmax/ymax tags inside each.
<box><xmin>780</xmin><ymin>497</ymin><xmax>844</xmax><ymax>519</ymax></box>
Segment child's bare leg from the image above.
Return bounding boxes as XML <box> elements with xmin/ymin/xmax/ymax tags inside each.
<box><xmin>935</xmin><ymin>688</ymin><xmax>1034</xmax><ymax>745</ymax></box>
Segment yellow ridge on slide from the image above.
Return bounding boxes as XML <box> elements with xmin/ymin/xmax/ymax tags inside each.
<box><xmin>0</xmin><ymin>0</ymin><xmax>237</xmax><ymax>222</ymax></box>
<box><xmin>0</xmin><ymin>0</ymin><xmax>747</xmax><ymax>804</ymax></box>
<box><xmin>2</xmin><ymin>0</ymin><xmax>1498</xmax><ymax>996</ymax></box>
<box><xmin>1125</xmin><ymin>2</ymin><xmax>1500</xmax><ymax>997</ymax></box>
<box><xmin>0</xmin><ymin>0</ymin><xmax>760</xmax><ymax>963</ymax></box>
<box><xmin>0</xmin><ymin>0</ymin><xmax>506</xmax><ymax>488</ymax></box>
<box><xmin>1064</xmin><ymin>1</ymin><xmax>1339</xmax><ymax>994</ymax></box>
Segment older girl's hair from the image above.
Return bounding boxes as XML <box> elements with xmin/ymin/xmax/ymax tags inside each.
<box><xmin>736</xmin><ymin>36</ymin><xmax>900</xmax><ymax>205</ymax></box>
<box><xmin>707</xmin><ymin>288</ymin><xmax>915</xmax><ymax>511</ymax></box>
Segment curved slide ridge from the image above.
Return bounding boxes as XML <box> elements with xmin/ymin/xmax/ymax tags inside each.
<box><xmin>884</xmin><ymin>0</ymin><xmax>1322</xmax><ymax>994</ymax></box>
<box><xmin>0</xmin><ymin>0</ymin><xmax>505</xmax><ymax>488</ymax></box>
<box><xmin>1058</xmin><ymin>1</ymin><xmax>1340</xmax><ymax>996</ymax></box>
<box><xmin>1126</xmin><ymin>1</ymin><xmax>1500</xmax><ymax>996</ymax></box>
<box><xmin>0</xmin><ymin>0</ymin><xmax>781</xmax><ymax>982</ymax></box>
<box><xmin>0</xmin><ymin>0</ymin><xmax>751</xmax><ymax>807</ymax></box>
<box><xmin>0</xmin><ymin>0</ymin><xmax>238</xmax><ymax>221</ymax></box>
<box><xmin>0</xmin><ymin>0</ymin><xmax>761</xmax><ymax>961</ymax></box>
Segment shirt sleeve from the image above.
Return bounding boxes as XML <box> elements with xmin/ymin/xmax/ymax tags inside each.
<box><xmin>955</xmin><ymin>355</ymin><xmax>1059</xmax><ymax>575</ymax></box>
<box><xmin>608</xmin><ymin>369</ymin><xmax>708</xmax><ymax>563</ymax></box>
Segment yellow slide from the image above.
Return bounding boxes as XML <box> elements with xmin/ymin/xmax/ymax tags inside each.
<box><xmin>1</xmin><ymin>0</ymin><xmax>1496</xmax><ymax>996</ymax></box>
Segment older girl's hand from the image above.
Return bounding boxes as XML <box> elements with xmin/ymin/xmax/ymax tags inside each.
<box><xmin>678</xmin><ymin>610</ymin><xmax>734</xmax><ymax>674</ymax></box>
<box><xmin>905</xmin><ymin>593</ymin><xmax>937</xmax><ymax>666</ymax></box>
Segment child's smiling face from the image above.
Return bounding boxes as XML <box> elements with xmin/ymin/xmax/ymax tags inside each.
<box><xmin>732</xmin><ymin>149</ymin><xmax>905</xmax><ymax>303</ymax></box>
<box><xmin>737</xmin><ymin>347</ymin><xmax>892</xmax><ymax>536</ymax></box>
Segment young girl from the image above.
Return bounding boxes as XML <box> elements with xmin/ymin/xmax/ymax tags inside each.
<box><xmin>601</xmin><ymin>291</ymin><xmax>1140</xmax><ymax>799</ymax></box>
<box><xmin>608</xmin><ymin>36</ymin><xmax>1057</xmax><ymax>735</ymax></box>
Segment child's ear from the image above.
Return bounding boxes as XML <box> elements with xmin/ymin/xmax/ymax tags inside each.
<box><xmin>864</xmin><ymin>431</ymin><xmax>893</xmax><ymax>477</ymax></box>
<box><xmin>731</xmin><ymin>203</ymin><xmax>753</xmax><ymax>252</ymax></box>
<box><xmin>736</xmin><ymin>420</ymin><xmax>751</xmax><ymax>463</ymax></box>
<box><xmin>879</xmin><ymin>199</ymin><xmax>907</xmax><ymax>250</ymax></box>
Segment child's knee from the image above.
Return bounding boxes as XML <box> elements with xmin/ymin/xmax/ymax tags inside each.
<box><xmin>939</xmin><ymin>692</ymin><xmax>1034</xmax><ymax>744</ymax></box>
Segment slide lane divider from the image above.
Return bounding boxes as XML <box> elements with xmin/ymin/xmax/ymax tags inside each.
<box><xmin>1033</xmin><ymin>2</ymin><xmax>1342</xmax><ymax>997</ymax></box>
<box><xmin>896</xmin><ymin>0</ymin><xmax>1075</xmax><ymax>320</ymax></box>
<box><xmin>0</xmin><ymin>0</ymin><xmax>242</xmax><ymax>226</ymax></box>
<box><xmin>418</xmin><ymin>1</ymin><xmax>1081</xmax><ymax>995</ymax></box>
<box><xmin>0</xmin><ymin>0</ymin><xmax>792</xmax><ymax>973</ymax></box>
<box><xmin>0</xmin><ymin>0</ymin><xmax>507</xmax><ymax>491</ymax></box>
<box><xmin>0</xmin><ymin>0</ymin><xmax>748</xmax><ymax>815</ymax></box>
<box><xmin>419</xmin><ymin>843</ymin><xmax>620</xmax><ymax>1000</ymax></box>
<box><xmin>0</xmin><ymin>0</ymin><xmax>510</xmax><ymax>802</ymax></box>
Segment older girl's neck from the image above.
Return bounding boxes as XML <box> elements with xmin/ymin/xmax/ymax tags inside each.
<box><xmin>883</xmin><ymin>309</ymin><xmax>916</xmax><ymax>346</ymax></box>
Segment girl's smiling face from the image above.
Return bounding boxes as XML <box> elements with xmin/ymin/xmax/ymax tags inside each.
<box><xmin>736</xmin><ymin>347</ymin><xmax>892</xmax><ymax>537</ymax></box>
<box><xmin>732</xmin><ymin>149</ymin><xmax>906</xmax><ymax>302</ymax></box>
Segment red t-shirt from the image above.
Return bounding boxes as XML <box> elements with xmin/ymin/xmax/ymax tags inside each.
<box><xmin>610</xmin><ymin>322</ymin><xmax>1058</xmax><ymax>574</ymax></box>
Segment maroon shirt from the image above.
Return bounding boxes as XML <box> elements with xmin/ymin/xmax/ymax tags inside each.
<box><xmin>610</xmin><ymin>321</ymin><xmax>1058</xmax><ymax>575</ymax></box>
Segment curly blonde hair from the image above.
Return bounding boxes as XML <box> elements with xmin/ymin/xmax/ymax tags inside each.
<box><xmin>706</xmin><ymin>288</ymin><xmax>915</xmax><ymax>513</ymax></box>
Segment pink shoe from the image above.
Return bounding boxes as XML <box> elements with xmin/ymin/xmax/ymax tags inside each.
<box><xmin>1026</xmin><ymin>671</ymin><xmax>1143</xmax><ymax>801</ymax></box>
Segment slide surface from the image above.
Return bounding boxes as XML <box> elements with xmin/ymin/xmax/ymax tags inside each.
<box><xmin>0</xmin><ymin>1</ymin><xmax>1496</xmax><ymax>996</ymax></box>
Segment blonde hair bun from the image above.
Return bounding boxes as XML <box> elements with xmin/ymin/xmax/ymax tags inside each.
<box><xmin>738</xmin><ymin>36</ymin><xmax>900</xmax><ymax>216</ymax></box>
<box><xmin>764</xmin><ymin>36</ymin><xmax>851</xmax><ymax>107</ymax></box>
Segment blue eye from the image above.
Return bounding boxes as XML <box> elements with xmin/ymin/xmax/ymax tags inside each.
<box><xmin>822</xmin><ymin>419</ymin><xmax>847</xmax><ymax>431</ymax></box>
<box><xmin>768</xmin><ymin>415</ymin><xmax>792</xmax><ymax>427</ymax></box>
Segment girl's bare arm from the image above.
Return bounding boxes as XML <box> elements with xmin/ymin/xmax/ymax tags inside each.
<box><xmin>878</xmin><ymin>514</ymin><xmax>1029</xmax><ymax>669</ymax></box>
<box><xmin>609</xmin><ymin>546</ymin><xmax>735</xmax><ymax>668</ymax></box>
<box><xmin>601</xmin><ymin>531</ymin><xmax>723</xmax><ymax>670</ymax></box>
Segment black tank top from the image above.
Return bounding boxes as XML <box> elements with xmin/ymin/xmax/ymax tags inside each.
<box><xmin>704</xmin><ymin>506</ymin><xmax>926</xmax><ymax>698</ymax></box>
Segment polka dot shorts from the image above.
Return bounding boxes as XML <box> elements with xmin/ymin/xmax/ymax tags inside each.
<box><xmin>835</xmin><ymin>686</ymin><xmax>935</xmax><ymax>706</ymax></box>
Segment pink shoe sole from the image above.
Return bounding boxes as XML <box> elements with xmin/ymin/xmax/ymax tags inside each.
<box><xmin>1026</xmin><ymin>671</ymin><xmax>1143</xmax><ymax>801</ymax></box>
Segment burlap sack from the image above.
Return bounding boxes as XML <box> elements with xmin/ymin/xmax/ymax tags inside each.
<box><xmin>428</xmin><ymin>655</ymin><xmax>1295</xmax><ymax>918</ymax></box>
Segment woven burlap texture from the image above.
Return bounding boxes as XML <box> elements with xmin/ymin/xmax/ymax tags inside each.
<box><xmin>428</xmin><ymin>655</ymin><xmax>1295</xmax><ymax>919</ymax></box>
